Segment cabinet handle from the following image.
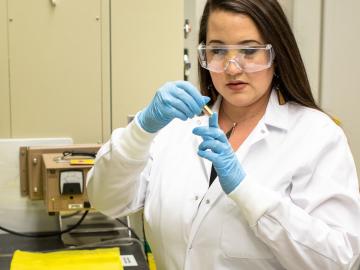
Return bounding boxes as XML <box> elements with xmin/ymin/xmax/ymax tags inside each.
<box><xmin>183</xmin><ymin>48</ymin><xmax>191</xmax><ymax>81</ymax></box>
<box><xmin>184</xmin><ymin>19</ymin><xmax>191</xmax><ymax>39</ymax></box>
<box><xmin>50</xmin><ymin>0</ymin><xmax>57</xmax><ymax>6</ymax></box>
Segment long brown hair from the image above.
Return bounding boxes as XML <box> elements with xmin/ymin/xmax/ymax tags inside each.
<box><xmin>198</xmin><ymin>0</ymin><xmax>320</xmax><ymax>110</ymax></box>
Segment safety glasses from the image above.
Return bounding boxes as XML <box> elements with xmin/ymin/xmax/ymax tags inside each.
<box><xmin>197</xmin><ymin>43</ymin><xmax>275</xmax><ymax>73</ymax></box>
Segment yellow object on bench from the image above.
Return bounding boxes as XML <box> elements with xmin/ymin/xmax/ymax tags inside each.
<box><xmin>10</xmin><ymin>247</ymin><xmax>123</xmax><ymax>270</ymax></box>
<box><xmin>69</xmin><ymin>158</ymin><xmax>95</xmax><ymax>165</ymax></box>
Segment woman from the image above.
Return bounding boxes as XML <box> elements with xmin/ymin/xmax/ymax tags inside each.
<box><xmin>87</xmin><ymin>0</ymin><xmax>360</xmax><ymax>269</ymax></box>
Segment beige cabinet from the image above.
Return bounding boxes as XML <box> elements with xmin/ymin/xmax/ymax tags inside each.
<box><xmin>5</xmin><ymin>0</ymin><xmax>105</xmax><ymax>143</ymax></box>
<box><xmin>321</xmin><ymin>0</ymin><xmax>360</xmax><ymax>172</ymax></box>
<box><xmin>0</xmin><ymin>0</ymin><xmax>11</xmax><ymax>137</ymax></box>
<box><xmin>110</xmin><ymin>0</ymin><xmax>184</xmax><ymax>128</ymax></box>
<box><xmin>1</xmin><ymin>0</ymin><xmax>184</xmax><ymax>142</ymax></box>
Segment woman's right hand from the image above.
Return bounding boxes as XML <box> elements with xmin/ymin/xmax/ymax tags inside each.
<box><xmin>137</xmin><ymin>81</ymin><xmax>210</xmax><ymax>133</ymax></box>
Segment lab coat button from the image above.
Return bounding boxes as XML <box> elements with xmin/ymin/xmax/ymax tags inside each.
<box><xmin>196</xmin><ymin>119</ymin><xmax>201</xmax><ymax>125</ymax></box>
<box><xmin>205</xmin><ymin>199</ymin><xmax>210</xmax><ymax>204</ymax></box>
<box><xmin>261</xmin><ymin>129</ymin><xmax>265</xmax><ymax>134</ymax></box>
<box><xmin>194</xmin><ymin>195</ymin><xmax>199</xmax><ymax>201</ymax></box>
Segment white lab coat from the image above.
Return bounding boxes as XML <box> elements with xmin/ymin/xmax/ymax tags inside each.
<box><xmin>87</xmin><ymin>91</ymin><xmax>360</xmax><ymax>270</ymax></box>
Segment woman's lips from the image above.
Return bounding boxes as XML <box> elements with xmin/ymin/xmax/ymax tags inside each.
<box><xmin>226</xmin><ymin>81</ymin><xmax>248</xmax><ymax>91</ymax></box>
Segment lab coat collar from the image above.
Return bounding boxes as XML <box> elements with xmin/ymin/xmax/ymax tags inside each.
<box><xmin>262</xmin><ymin>90</ymin><xmax>289</xmax><ymax>131</ymax></box>
<box><xmin>208</xmin><ymin>89</ymin><xmax>289</xmax><ymax>132</ymax></box>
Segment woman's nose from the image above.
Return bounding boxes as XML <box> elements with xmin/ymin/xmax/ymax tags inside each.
<box><xmin>224</xmin><ymin>59</ymin><xmax>243</xmax><ymax>76</ymax></box>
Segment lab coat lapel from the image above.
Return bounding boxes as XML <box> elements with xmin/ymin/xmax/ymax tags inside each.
<box><xmin>193</xmin><ymin>116</ymin><xmax>212</xmax><ymax>182</ymax></box>
<box><xmin>193</xmin><ymin>97</ymin><xmax>222</xmax><ymax>182</ymax></box>
<box><xmin>204</xmin><ymin>121</ymin><xmax>269</xmax><ymax>205</ymax></box>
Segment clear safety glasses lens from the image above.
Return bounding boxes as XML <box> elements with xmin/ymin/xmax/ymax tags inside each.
<box><xmin>197</xmin><ymin>43</ymin><xmax>275</xmax><ymax>73</ymax></box>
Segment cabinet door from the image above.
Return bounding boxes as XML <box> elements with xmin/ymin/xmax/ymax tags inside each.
<box><xmin>292</xmin><ymin>0</ymin><xmax>322</xmax><ymax>102</ymax></box>
<box><xmin>111</xmin><ymin>0</ymin><xmax>184</xmax><ymax>128</ymax></box>
<box><xmin>321</xmin><ymin>0</ymin><xmax>360</xmax><ymax>172</ymax></box>
<box><xmin>8</xmin><ymin>0</ymin><xmax>103</xmax><ymax>143</ymax></box>
<box><xmin>0</xmin><ymin>0</ymin><xmax>11</xmax><ymax>137</ymax></box>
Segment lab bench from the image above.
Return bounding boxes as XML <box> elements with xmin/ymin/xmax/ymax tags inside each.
<box><xmin>0</xmin><ymin>234</ymin><xmax>149</xmax><ymax>270</ymax></box>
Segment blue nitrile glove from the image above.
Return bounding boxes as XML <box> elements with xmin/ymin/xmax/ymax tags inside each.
<box><xmin>138</xmin><ymin>81</ymin><xmax>210</xmax><ymax>133</ymax></box>
<box><xmin>192</xmin><ymin>113</ymin><xmax>246</xmax><ymax>194</ymax></box>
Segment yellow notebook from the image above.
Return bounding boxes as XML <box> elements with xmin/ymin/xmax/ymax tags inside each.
<box><xmin>10</xmin><ymin>247</ymin><xmax>123</xmax><ymax>270</ymax></box>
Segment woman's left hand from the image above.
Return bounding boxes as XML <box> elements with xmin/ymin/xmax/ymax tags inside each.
<box><xmin>192</xmin><ymin>113</ymin><xmax>246</xmax><ymax>194</ymax></box>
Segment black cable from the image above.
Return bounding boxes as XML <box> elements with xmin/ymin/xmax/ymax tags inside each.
<box><xmin>0</xmin><ymin>211</ymin><xmax>89</xmax><ymax>238</ymax></box>
<box><xmin>115</xmin><ymin>218</ymin><xmax>140</xmax><ymax>240</ymax></box>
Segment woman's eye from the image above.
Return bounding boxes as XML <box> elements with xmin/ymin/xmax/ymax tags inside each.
<box><xmin>240</xmin><ymin>48</ymin><xmax>258</xmax><ymax>55</ymax></box>
<box><xmin>211</xmin><ymin>48</ymin><xmax>227</xmax><ymax>55</ymax></box>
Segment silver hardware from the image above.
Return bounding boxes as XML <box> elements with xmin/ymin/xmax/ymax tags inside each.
<box><xmin>184</xmin><ymin>48</ymin><xmax>191</xmax><ymax>81</ymax></box>
<box><xmin>184</xmin><ymin>19</ymin><xmax>191</xmax><ymax>39</ymax></box>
